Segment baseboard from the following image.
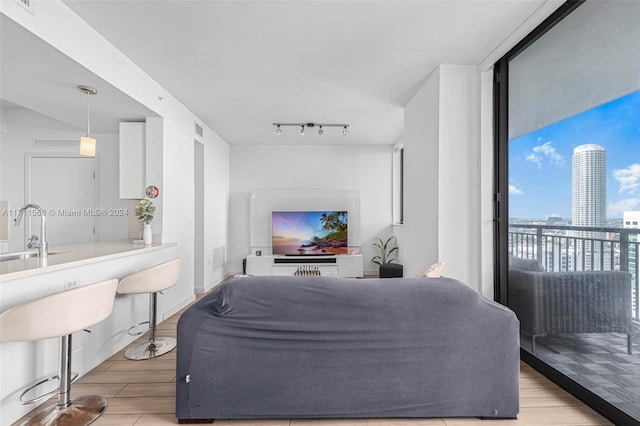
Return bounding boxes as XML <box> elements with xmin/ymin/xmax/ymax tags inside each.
<box><xmin>163</xmin><ymin>294</ymin><xmax>196</xmax><ymax>321</ymax></box>
<box><xmin>200</xmin><ymin>271</ymin><xmax>232</xmax><ymax>294</ymax></box>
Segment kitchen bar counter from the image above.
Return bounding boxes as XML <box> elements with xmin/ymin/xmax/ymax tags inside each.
<box><xmin>0</xmin><ymin>240</ymin><xmax>176</xmax><ymax>281</ymax></box>
<box><xmin>0</xmin><ymin>239</ymin><xmax>187</xmax><ymax>424</ymax></box>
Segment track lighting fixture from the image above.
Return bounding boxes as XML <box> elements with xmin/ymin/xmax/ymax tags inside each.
<box><xmin>273</xmin><ymin>122</ymin><xmax>350</xmax><ymax>136</ymax></box>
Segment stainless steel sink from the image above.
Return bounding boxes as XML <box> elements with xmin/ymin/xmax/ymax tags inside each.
<box><xmin>0</xmin><ymin>251</ymin><xmax>39</xmax><ymax>262</ymax></box>
<box><xmin>0</xmin><ymin>251</ymin><xmax>61</xmax><ymax>262</ymax></box>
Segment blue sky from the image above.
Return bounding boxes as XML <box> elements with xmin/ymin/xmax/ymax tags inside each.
<box><xmin>509</xmin><ymin>90</ymin><xmax>640</xmax><ymax>220</ymax></box>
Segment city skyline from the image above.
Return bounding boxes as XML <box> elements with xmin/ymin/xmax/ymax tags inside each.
<box><xmin>509</xmin><ymin>90</ymin><xmax>640</xmax><ymax>220</ymax></box>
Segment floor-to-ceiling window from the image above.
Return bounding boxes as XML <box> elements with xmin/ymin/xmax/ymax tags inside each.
<box><xmin>494</xmin><ymin>1</ymin><xmax>640</xmax><ymax>424</ymax></box>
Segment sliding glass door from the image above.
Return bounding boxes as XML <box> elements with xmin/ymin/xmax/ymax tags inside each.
<box><xmin>494</xmin><ymin>1</ymin><xmax>640</xmax><ymax>423</ymax></box>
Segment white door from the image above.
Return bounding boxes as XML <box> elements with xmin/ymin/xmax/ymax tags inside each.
<box><xmin>29</xmin><ymin>156</ymin><xmax>96</xmax><ymax>247</ymax></box>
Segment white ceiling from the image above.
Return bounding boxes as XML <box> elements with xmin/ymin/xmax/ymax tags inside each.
<box><xmin>3</xmin><ymin>1</ymin><xmax>560</xmax><ymax>145</ymax></box>
<box><xmin>0</xmin><ymin>15</ymin><xmax>157</xmax><ymax>134</ymax></box>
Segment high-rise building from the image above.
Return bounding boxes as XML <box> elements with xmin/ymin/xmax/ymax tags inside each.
<box><xmin>572</xmin><ymin>144</ymin><xmax>606</xmax><ymax>235</ymax></box>
<box><xmin>623</xmin><ymin>211</ymin><xmax>640</xmax><ymax>229</ymax></box>
<box><xmin>623</xmin><ymin>211</ymin><xmax>640</xmax><ymax>319</ymax></box>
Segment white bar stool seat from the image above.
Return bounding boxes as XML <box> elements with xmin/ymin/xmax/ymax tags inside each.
<box><xmin>0</xmin><ymin>279</ymin><xmax>118</xmax><ymax>426</ymax></box>
<box><xmin>117</xmin><ymin>258</ymin><xmax>181</xmax><ymax>360</ymax></box>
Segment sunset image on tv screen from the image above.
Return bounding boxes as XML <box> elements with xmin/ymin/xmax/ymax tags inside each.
<box><xmin>272</xmin><ymin>211</ymin><xmax>348</xmax><ymax>255</ymax></box>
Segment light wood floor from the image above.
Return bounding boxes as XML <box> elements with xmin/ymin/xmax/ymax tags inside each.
<box><xmin>13</xmin><ymin>297</ymin><xmax>613</xmax><ymax>426</ymax></box>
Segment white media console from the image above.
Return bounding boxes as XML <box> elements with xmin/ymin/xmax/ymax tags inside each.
<box><xmin>246</xmin><ymin>254</ymin><xmax>364</xmax><ymax>278</ymax></box>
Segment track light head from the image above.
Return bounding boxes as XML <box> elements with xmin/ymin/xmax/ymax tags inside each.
<box><xmin>272</xmin><ymin>123</ymin><xmax>350</xmax><ymax>137</ymax></box>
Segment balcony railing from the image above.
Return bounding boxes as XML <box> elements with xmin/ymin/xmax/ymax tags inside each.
<box><xmin>508</xmin><ymin>223</ymin><xmax>640</xmax><ymax>320</ymax></box>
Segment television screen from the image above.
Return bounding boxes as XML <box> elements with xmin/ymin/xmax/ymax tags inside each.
<box><xmin>272</xmin><ymin>211</ymin><xmax>348</xmax><ymax>255</ymax></box>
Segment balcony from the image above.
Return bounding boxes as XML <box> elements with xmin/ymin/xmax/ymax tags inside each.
<box><xmin>509</xmin><ymin>223</ymin><xmax>640</xmax><ymax>320</ymax></box>
<box><xmin>509</xmin><ymin>223</ymin><xmax>640</xmax><ymax>420</ymax></box>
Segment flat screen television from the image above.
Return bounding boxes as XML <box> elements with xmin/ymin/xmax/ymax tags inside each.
<box><xmin>272</xmin><ymin>211</ymin><xmax>348</xmax><ymax>255</ymax></box>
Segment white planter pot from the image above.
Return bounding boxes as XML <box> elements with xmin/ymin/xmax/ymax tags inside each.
<box><xmin>143</xmin><ymin>224</ymin><xmax>152</xmax><ymax>245</ymax></box>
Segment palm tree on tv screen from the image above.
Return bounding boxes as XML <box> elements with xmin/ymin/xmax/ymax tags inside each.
<box><xmin>320</xmin><ymin>212</ymin><xmax>347</xmax><ymax>232</ymax></box>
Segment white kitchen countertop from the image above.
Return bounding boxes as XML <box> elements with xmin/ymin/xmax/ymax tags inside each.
<box><xmin>0</xmin><ymin>240</ymin><xmax>177</xmax><ymax>281</ymax></box>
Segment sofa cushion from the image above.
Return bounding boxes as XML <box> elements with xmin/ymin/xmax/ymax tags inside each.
<box><xmin>508</xmin><ymin>255</ymin><xmax>545</xmax><ymax>272</ymax></box>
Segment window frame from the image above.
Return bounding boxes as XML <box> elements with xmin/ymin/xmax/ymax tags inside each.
<box><xmin>493</xmin><ymin>1</ymin><xmax>637</xmax><ymax>424</ymax></box>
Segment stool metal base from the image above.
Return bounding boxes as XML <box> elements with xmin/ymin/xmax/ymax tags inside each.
<box><xmin>124</xmin><ymin>337</ymin><xmax>176</xmax><ymax>360</ymax></box>
<box><xmin>18</xmin><ymin>371</ymin><xmax>78</xmax><ymax>405</ymax></box>
<box><xmin>21</xmin><ymin>395</ymin><xmax>107</xmax><ymax>426</ymax></box>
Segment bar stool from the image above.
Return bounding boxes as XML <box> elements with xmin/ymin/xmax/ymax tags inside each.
<box><xmin>0</xmin><ymin>279</ymin><xmax>118</xmax><ymax>426</ymax></box>
<box><xmin>118</xmin><ymin>258</ymin><xmax>181</xmax><ymax>360</ymax></box>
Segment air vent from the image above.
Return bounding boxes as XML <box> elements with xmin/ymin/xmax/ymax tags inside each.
<box><xmin>13</xmin><ymin>0</ymin><xmax>35</xmax><ymax>15</ymax></box>
<box><xmin>34</xmin><ymin>139</ymin><xmax>79</xmax><ymax>148</ymax></box>
<box><xmin>212</xmin><ymin>246</ymin><xmax>225</xmax><ymax>271</ymax></box>
<box><xmin>195</xmin><ymin>122</ymin><xmax>204</xmax><ymax>137</ymax></box>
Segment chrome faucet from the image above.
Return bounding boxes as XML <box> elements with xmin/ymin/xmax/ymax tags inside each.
<box><xmin>14</xmin><ymin>203</ymin><xmax>48</xmax><ymax>262</ymax></box>
<box><xmin>27</xmin><ymin>234</ymin><xmax>40</xmax><ymax>249</ymax></box>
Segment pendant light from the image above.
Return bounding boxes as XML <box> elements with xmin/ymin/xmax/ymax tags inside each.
<box><xmin>79</xmin><ymin>85</ymin><xmax>98</xmax><ymax>157</ymax></box>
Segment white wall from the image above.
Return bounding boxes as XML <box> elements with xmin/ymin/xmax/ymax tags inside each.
<box><xmin>0</xmin><ymin>106</ymin><xmax>128</xmax><ymax>252</ymax></box>
<box><xmin>479</xmin><ymin>68</ymin><xmax>495</xmax><ymax>298</ymax></box>
<box><xmin>400</xmin><ymin>68</ymin><xmax>440</xmax><ymax>278</ymax></box>
<box><xmin>203</xmin><ymin>130</ymin><xmax>230</xmax><ymax>293</ymax></box>
<box><xmin>400</xmin><ymin>65</ymin><xmax>483</xmax><ymax>291</ymax></box>
<box><xmin>145</xmin><ymin>117</ymin><xmax>164</xmax><ymax>238</ymax></box>
<box><xmin>438</xmin><ymin>65</ymin><xmax>480</xmax><ymax>289</ymax></box>
<box><xmin>229</xmin><ymin>145</ymin><xmax>392</xmax><ymax>276</ymax></box>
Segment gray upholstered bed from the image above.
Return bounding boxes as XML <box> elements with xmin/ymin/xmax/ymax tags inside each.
<box><xmin>176</xmin><ymin>275</ymin><xmax>519</xmax><ymax>422</ymax></box>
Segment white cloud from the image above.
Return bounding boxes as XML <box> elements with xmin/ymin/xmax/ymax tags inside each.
<box><xmin>613</xmin><ymin>163</ymin><xmax>640</xmax><ymax>194</ymax></box>
<box><xmin>525</xmin><ymin>141</ymin><xmax>564</xmax><ymax>168</ymax></box>
<box><xmin>607</xmin><ymin>198</ymin><xmax>640</xmax><ymax>217</ymax></box>
<box><xmin>509</xmin><ymin>184</ymin><xmax>523</xmax><ymax>195</ymax></box>
<box><xmin>525</xmin><ymin>153</ymin><xmax>541</xmax><ymax>167</ymax></box>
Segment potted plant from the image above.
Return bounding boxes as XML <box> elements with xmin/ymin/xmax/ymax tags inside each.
<box><xmin>135</xmin><ymin>198</ymin><xmax>156</xmax><ymax>245</ymax></box>
<box><xmin>371</xmin><ymin>236</ymin><xmax>401</xmax><ymax>277</ymax></box>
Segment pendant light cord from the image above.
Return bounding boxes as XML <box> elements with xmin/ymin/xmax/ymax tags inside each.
<box><xmin>86</xmin><ymin>91</ymin><xmax>91</xmax><ymax>136</ymax></box>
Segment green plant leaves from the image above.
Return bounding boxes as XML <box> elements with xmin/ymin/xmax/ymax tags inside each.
<box><xmin>371</xmin><ymin>236</ymin><xmax>398</xmax><ymax>264</ymax></box>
